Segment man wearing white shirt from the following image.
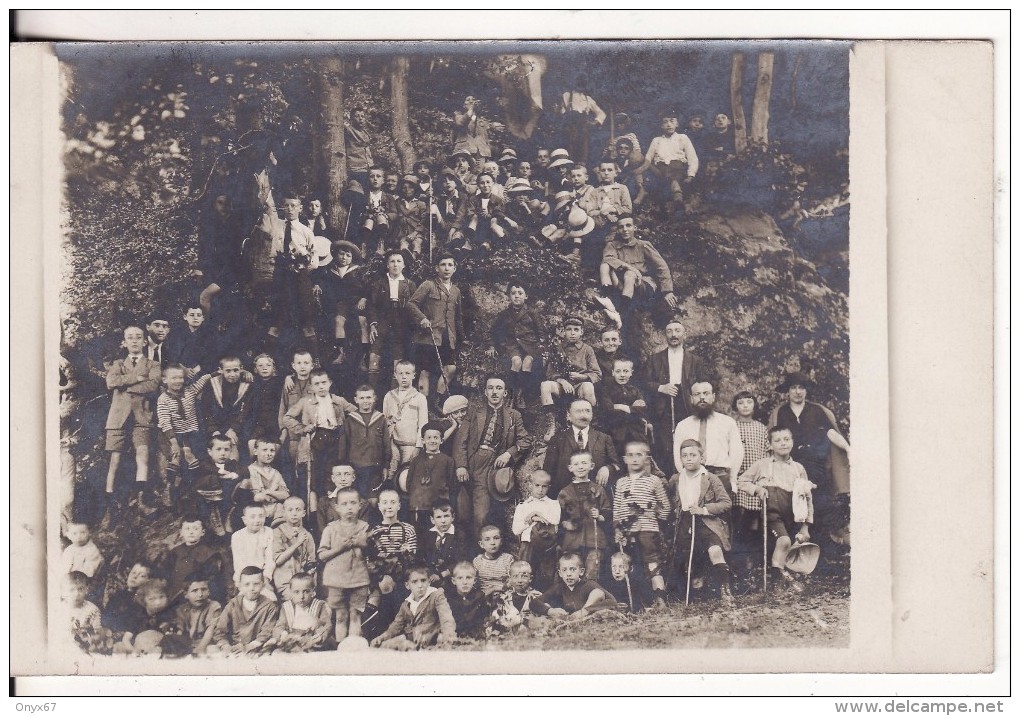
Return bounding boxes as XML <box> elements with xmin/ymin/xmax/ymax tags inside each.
<box><xmin>673</xmin><ymin>381</ymin><xmax>744</xmax><ymax>492</ymax></box>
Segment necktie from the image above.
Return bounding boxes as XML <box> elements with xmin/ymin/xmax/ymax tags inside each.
<box><xmin>153</xmin><ymin>345</ymin><xmax>161</xmax><ymax>364</ymax></box>
<box><xmin>576</xmin><ymin>430</ymin><xmax>585</xmax><ymax>450</ymax></box>
<box><xmin>131</xmin><ymin>356</ymin><xmax>138</xmax><ymax>367</ymax></box>
<box><xmin>699</xmin><ymin>417</ymin><xmax>708</xmax><ymax>457</ymax></box>
<box><xmin>284</xmin><ymin>220</ymin><xmax>292</xmax><ymax>253</ymax></box>
<box><xmin>482</xmin><ymin>409</ymin><xmax>498</xmax><ymax>447</ymax></box>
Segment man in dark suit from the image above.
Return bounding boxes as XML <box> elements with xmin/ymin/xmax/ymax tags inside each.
<box><xmin>641</xmin><ymin>318</ymin><xmax>706</xmax><ymax>476</ymax></box>
<box><xmin>542</xmin><ymin>399</ymin><xmax>620</xmax><ymax>498</ymax></box>
<box><xmin>453</xmin><ymin>374</ymin><xmax>533</xmax><ymax>538</ymax></box>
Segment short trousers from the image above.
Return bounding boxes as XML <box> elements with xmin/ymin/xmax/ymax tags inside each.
<box><xmin>413</xmin><ymin>336</ymin><xmax>455</xmax><ymax>374</ymax></box>
<box><xmin>764</xmin><ymin>486</ymin><xmax>795</xmax><ymax>541</ymax></box>
<box><xmin>106</xmin><ymin>425</ymin><xmax>151</xmax><ymax>452</ymax></box>
<box><xmin>326</xmin><ymin>585</ymin><xmax>370</xmax><ymax>612</ymax></box>
<box><xmin>626</xmin><ymin>530</ymin><xmax>663</xmax><ymax>567</ymax></box>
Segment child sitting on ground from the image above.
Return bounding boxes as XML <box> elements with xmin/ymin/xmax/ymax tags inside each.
<box><xmin>173</xmin><ymin>576</ymin><xmax>222</xmax><ymax>655</ymax></box>
<box><xmin>370</xmin><ymin>563</ymin><xmax>457</xmax><ymax>650</ymax></box>
<box><xmin>613</xmin><ymin>440</ymin><xmax>671</xmax><ymax>608</ymax></box>
<box><xmin>423</xmin><ymin>499</ymin><xmax>468</xmax><ymax>587</ymax></box>
<box><xmin>558</xmin><ymin>451</ymin><xmax>611</xmax><ymax>582</ymax></box>
<box><xmin>472</xmin><ymin>525</ymin><xmax>516</xmax><ymax>597</ymax></box>
<box><xmin>531</xmin><ymin>552</ymin><xmax>617</xmax><ymax>619</ymax></box>
<box><xmin>213</xmin><ymin>566</ymin><xmax>280</xmax><ymax>656</ymax></box>
<box><xmin>511</xmin><ymin>470</ymin><xmax>561</xmax><ymax>590</ymax></box>
<box><xmin>666</xmin><ymin>439</ymin><xmax>735</xmax><ymax>606</ymax></box>
<box><xmin>272</xmin><ymin>496</ymin><xmax>317</xmax><ymax>600</ymax></box>
<box><xmin>318</xmin><ymin>486</ymin><xmax>372</xmax><ymax>643</ymax></box>
<box><xmin>604</xmin><ymin>551</ymin><xmax>653</xmax><ymax>613</ymax></box>
<box><xmin>268</xmin><ymin>572</ymin><xmax>333</xmax><ymax>652</ymax></box>
<box><xmin>230</xmin><ymin>503</ymin><xmax>276</xmax><ymax>601</ymax></box>
<box><xmin>737</xmin><ymin>426</ymin><xmax>816</xmax><ymax>593</ymax></box>
<box><xmin>116</xmin><ymin>578</ymin><xmax>179</xmax><ymax>650</ymax></box>
<box><xmin>489</xmin><ymin>560</ymin><xmax>544</xmax><ymax>635</ymax></box>
<box><xmin>444</xmin><ymin>561</ymin><xmax>489</xmax><ymax>640</ymax></box>
<box><xmin>64</xmin><ymin>571</ymin><xmax>103</xmax><ymax>649</ymax></box>
<box><xmin>102</xmin><ymin>560</ymin><xmax>151</xmax><ymax>634</ymax></box>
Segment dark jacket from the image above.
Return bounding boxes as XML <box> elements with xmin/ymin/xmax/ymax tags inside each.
<box><xmin>542</xmin><ymin>427</ymin><xmax>620</xmax><ymax>498</ymax></box>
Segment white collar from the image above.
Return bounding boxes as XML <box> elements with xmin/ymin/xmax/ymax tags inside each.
<box><xmin>405</xmin><ymin>586</ymin><xmax>439</xmax><ymax>606</ymax></box>
<box><xmin>429</xmin><ymin>525</ymin><xmax>456</xmax><ymax>536</ymax></box>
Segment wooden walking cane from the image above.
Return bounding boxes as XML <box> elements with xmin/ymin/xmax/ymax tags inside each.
<box><xmin>589</xmin><ymin>484</ymin><xmax>600</xmax><ymax>580</ymax></box>
<box><xmin>427</xmin><ymin>191</ymin><xmax>434</xmax><ymax>265</ymax></box>
<box><xmin>685</xmin><ymin>513</ymin><xmax>697</xmax><ymax>605</ymax></box>
<box><xmin>617</xmin><ymin>540</ymin><xmax>634</xmax><ymax>612</ymax></box>
<box><xmin>342</xmin><ymin>202</ymin><xmax>353</xmax><ymax>242</ymax></box>
<box><xmin>305</xmin><ymin>433</ymin><xmax>317</xmax><ymax>525</ymax></box>
<box><xmin>431</xmin><ymin>329</ymin><xmax>450</xmax><ymax>395</ymax></box>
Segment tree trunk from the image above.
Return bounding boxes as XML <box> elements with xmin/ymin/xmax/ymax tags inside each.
<box><xmin>315</xmin><ymin>56</ymin><xmax>347</xmax><ymax>228</ymax></box>
<box><xmin>729</xmin><ymin>52</ymin><xmax>748</xmax><ymax>154</ymax></box>
<box><xmin>750</xmin><ymin>52</ymin><xmax>775</xmax><ymax>144</ymax></box>
<box><xmin>390</xmin><ymin>56</ymin><xmax>417</xmax><ymax>172</ymax></box>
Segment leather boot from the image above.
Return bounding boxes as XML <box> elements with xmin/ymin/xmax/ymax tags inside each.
<box><xmin>713</xmin><ymin>563</ymin><xmax>735</xmax><ymax>607</ymax></box>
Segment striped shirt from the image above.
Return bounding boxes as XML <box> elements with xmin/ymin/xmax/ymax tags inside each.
<box><xmin>736</xmin><ymin>418</ymin><xmax>770</xmax><ymax>474</ymax></box>
<box><xmin>374</xmin><ymin>521</ymin><xmax>418</xmax><ymax>557</ymax></box>
<box><xmin>473</xmin><ymin>552</ymin><xmax>515</xmax><ymax>595</ymax></box>
<box><xmin>157</xmin><ymin>374</ymin><xmax>212</xmax><ymax>437</ymax></box>
<box><xmin>613</xmin><ymin>473</ymin><xmax>670</xmax><ymax>533</ymax></box>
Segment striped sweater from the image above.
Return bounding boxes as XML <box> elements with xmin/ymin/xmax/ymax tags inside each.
<box><xmin>157</xmin><ymin>374</ymin><xmax>213</xmax><ymax>438</ymax></box>
<box><xmin>613</xmin><ymin>473</ymin><xmax>670</xmax><ymax>533</ymax></box>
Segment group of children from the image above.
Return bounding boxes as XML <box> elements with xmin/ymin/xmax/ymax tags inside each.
<box><xmin>66</xmin><ymin>396</ymin><xmax>817</xmax><ymax>656</ymax></box>
<box><xmin>62</xmin><ymin>93</ymin><xmax>836</xmax><ymax>657</ymax></box>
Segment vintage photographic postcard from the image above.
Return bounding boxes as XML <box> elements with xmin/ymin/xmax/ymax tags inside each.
<box><xmin>8</xmin><ymin>12</ymin><xmax>997</xmax><ymax>690</ymax></box>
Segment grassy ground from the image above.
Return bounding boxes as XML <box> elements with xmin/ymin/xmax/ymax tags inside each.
<box><xmin>448</xmin><ymin>575</ymin><xmax>850</xmax><ymax>652</ymax></box>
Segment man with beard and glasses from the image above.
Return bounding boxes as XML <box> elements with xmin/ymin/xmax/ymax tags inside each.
<box><xmin>672</xmin><ymin>381</ymin><xmax>743</xmax><ymax>494</ymax></box>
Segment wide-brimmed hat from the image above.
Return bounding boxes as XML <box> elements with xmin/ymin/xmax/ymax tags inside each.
<box><xmin>397</xmin><ymin>465</ymin><xmax>410</xmax><ymax>494</ymax></box>
<box><xmin>777</xmin><ymin>371</ymin><xmax>813</xmax><ymax>392</ymax></box>
<box><xmin>331</xmin><ymin>239</ymin><xmax>363</xmax><ymax>262</ymax></box>
<box><xmin>401</xmin><ymin>174</ymin><xmax>418</xmax><ymax>186</ymax></box>
<box><xmin>341</xmin><ymin>180</ymin><xmax>366</xmax><ymax>206</ymax></box>
<box><xmin>498</xmin><ymin>148</ymin><xmax>518</xmax><ymax>164</ymax></box>
<box><xmin>490</xmin><ymin>467</ymin><xmax>516</xmax><ymax>502</ymax></box>
<box><xmin>506</xmin><ymin>178</ymin><xmax>533</xmax><ymax>195</ymax></box>
<box><xmin>785</xmin><ymin>541</ymin><xmax>821</xmax><ymax>575</ymax></box>
<box><xmin>550</xmin><ymin>148</ymin><xmax>571</xmax><ymax>161</ymax></box>
<box><xmin>442</xmin><ymin>394</ymin><xmax>469</xmax><ymax>415</ymax></box>
<box><xmin>566</xmin><ymin>205</ymin><xmax>596</xmax><ymax>238</ymax></box>
<box><xmin>548</xmin><ymin>157</ymin><xmax>575</xmax><ymax>170</ymax></box>
<box><xmin>551</xmin><ymin>191</ymin><xmax>575</xmax><ymax>212</ymax></box>
<box><xmin>312</xmin><ymin>236</ymin><xmax>333</xmax><ymax>267</ymax></box>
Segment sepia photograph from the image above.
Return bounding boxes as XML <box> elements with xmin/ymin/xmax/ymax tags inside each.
<box><xmin>48</xmin><ymin>39</ymin><xmax>856</xmax><ymax>669</ymax></box>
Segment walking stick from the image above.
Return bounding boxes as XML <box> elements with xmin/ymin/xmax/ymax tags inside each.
<box><xmin>669</xmin><ymin>392</ymin><xmax>676</xmax><ymax>434</ymax></box>
<box><xmin>431</xmin><ymin>329</ymin><xmax>449</xmax><ymax>395</ymax></box>
<box><xmin>685</xmin><ymin>513</ymin><xmax>697</xmax><ymax>605</ymax></box>
<box><xmin>762</xmin><ymin>492</ymin><xmax>768</xmax><ymax>593</ymax></box>
<box><xmin>305</xmin><ymin>434</ymin><xmax>316</xmax><ymax>524</ymax></box>
<box><xmin>427</xmin><ymin>192</ymin><xmax>434</xmax><ymax>265</ymax></box>
<box><xmin>617</xmin><ymin>536</ymin><xmax>634</xmax><ymax>612</ymax></box>
<box><xmin>342</xmin><ymin>202</ymin><xmax>353</xmax><ymax>242</ymax></box>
